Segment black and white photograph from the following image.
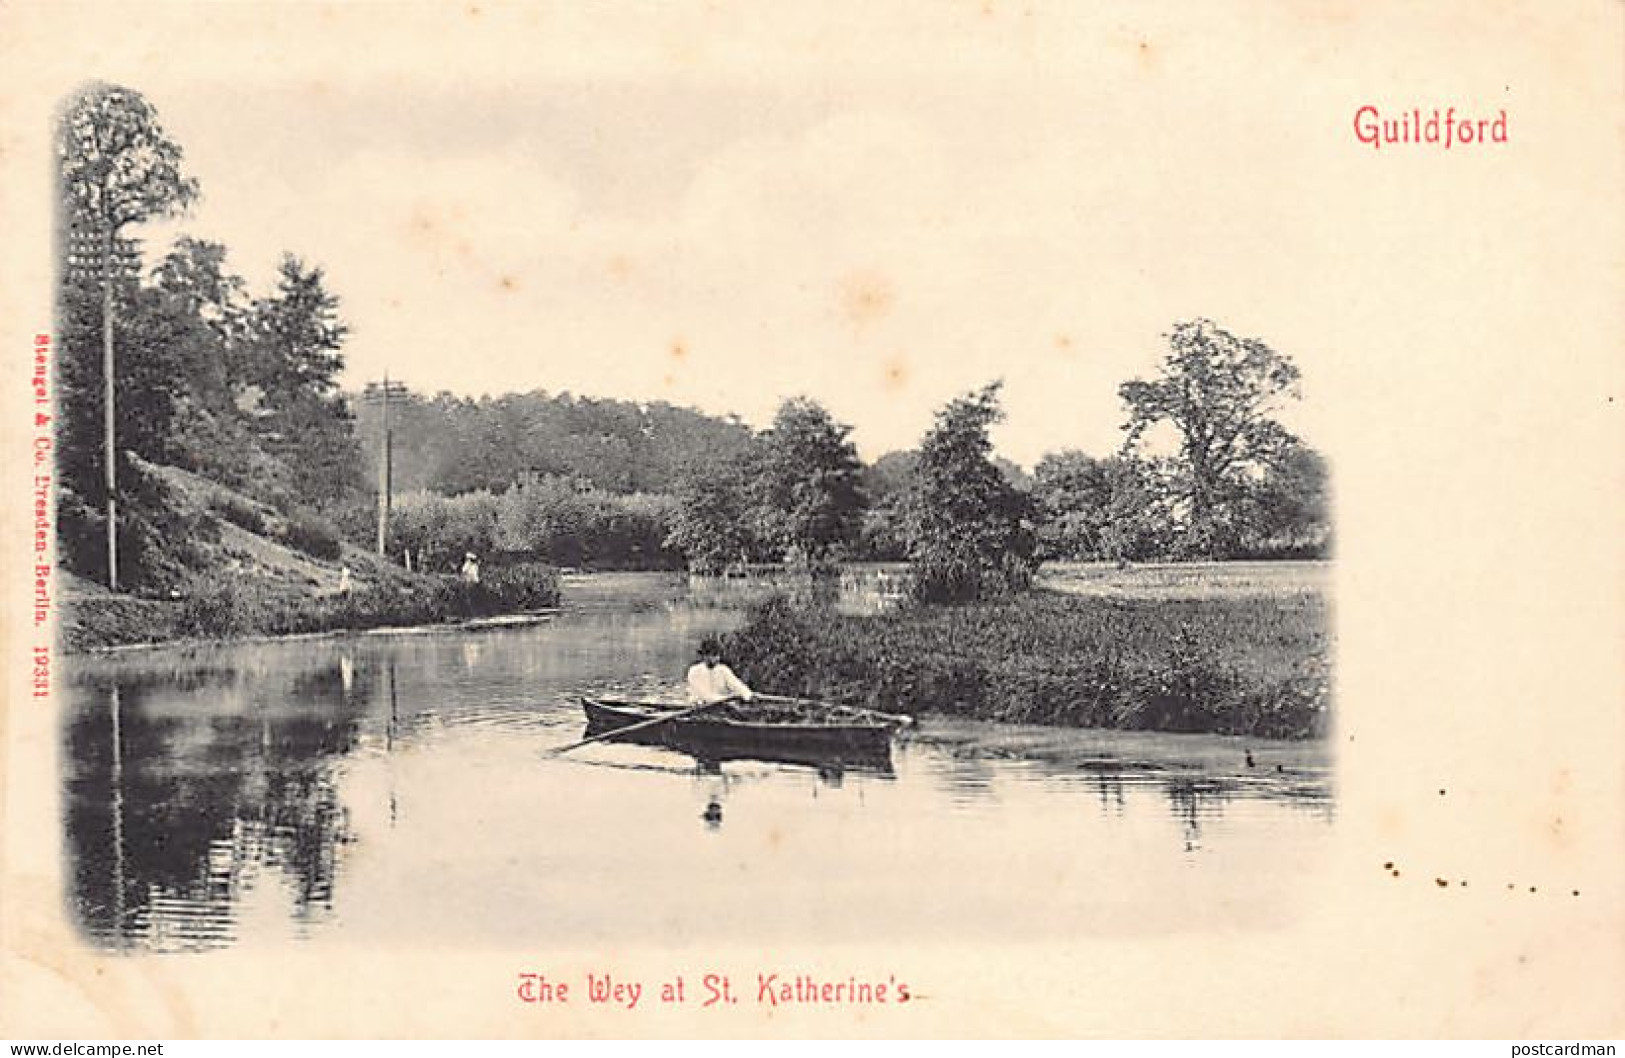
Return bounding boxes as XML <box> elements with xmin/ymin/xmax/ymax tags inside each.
<box><xmin>1</xmin><ymin>1</ymin><xmax>1620</xmax><ymax>1041</ymax></box>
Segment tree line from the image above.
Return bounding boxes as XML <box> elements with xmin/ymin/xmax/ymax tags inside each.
<box><xmin>55</xmin><ymin>82</ymin><xmax>1327</xmax><ymax>595</ymax></box>
<box><xmin>663</xmin><ymin>324</ymin><xmax>1329</xmax><ymax>600</ymax></box>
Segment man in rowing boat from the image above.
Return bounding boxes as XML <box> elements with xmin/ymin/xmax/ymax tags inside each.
<box><xmin>687</xmin><ymin>636</ymin><xmax>755</xmax><ymax>704</ymax></box>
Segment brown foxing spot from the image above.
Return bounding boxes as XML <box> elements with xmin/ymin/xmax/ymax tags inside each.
<box><xmin>498</xmin><ymin>275</ymin><xmax>518</xmax><ymax>292</ymax></box>
<box><xmin>607</xmin><ymin>254</ymin><xmax>635</xmax><ymax>282</ymax></box>
<box><xmin>883</xmin><ymin>357</ymin><xmax>909</xmax><ymax>389</ymax></box>
<box><xmin>839</xmin><ymin>272</ymin><xmax>896</xmax><ymax>328</ymax></box>
<box><xmin>670</xmin><ymin>341</ymin><xmax>688</xmax><ymax>361</ymax></box>
<box><xmin>1055</xmin><ymin>334</ymin><xmax>1073</xmax><ymax>351</ymax></box>
<box><xmin>1435</xmin><ymin>878</ymin><xmax>1448</xmax><ymax>888</ymax></box>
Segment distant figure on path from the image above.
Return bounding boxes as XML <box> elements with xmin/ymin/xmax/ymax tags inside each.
<box><xmin>338</xmin><ymin>565</ymin><xmax>352</xmax><ymax>594</ymax></box>
<box><xmin>686</xmin><ymin>636</ymin><xmax>754</xmax><ymax>704</ymax></box>
<box><xmin>461</xmin><ymin>552</ymin><xmax>481</xmax><ymax>584</ymax></box>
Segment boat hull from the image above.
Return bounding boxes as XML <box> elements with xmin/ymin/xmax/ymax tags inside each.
<box><xmin>580</xmin><ymin>698</ymin><xmax>898</xmax><ymax>769</ymax></box>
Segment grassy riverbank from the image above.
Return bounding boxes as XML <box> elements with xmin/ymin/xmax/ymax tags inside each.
<box><xmin>64</xmin><ymin>563</ymin><xmax>561</xmax><ymax>652</ymax></box>
<box><xmin>724</xmin><ymin>583</ymin><xmax>1331</xmax><ymax>739</ymax></box>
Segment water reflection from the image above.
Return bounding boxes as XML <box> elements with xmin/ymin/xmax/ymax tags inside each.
<box><xmin>66</xmin><ymin>660</ymin><xmax>364</xmax><ymax>952</ymax></box>
<box><xmin>62</xmin><ymin>572</ymin><xmax>1332</xmax><ymax>953</ymax></box>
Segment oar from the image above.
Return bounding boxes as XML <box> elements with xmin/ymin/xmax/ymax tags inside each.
<box><xmin>549</xmin><ymin>697</ymin><xmax>738</xmax><ymax>755</ymax></box>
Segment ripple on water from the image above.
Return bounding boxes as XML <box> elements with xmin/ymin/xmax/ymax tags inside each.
<box><xmin>61</xmin><ymin>573</ymin><xmax>1334</xmax><ymax>951</ymax></box>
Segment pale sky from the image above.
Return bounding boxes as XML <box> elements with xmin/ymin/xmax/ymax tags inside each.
<box><xmin>14</xmin><ymin>3</ymin><xmax>1607</xmax><ymax>465</ymax></box>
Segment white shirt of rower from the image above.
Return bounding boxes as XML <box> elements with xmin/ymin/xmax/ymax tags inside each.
<box><xmin>687</xmin><ymin>660</ymin><xmax>754</xmax><ymax>704</ymax></box>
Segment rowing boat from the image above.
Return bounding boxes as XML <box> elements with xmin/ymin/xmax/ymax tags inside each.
<box><xmin>578</xmin><ymin>696</ymin><xmax>908</xmax><ymax>768</ymax></box>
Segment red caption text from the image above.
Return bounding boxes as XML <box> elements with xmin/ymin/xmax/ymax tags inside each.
<box><xmin>515</xmin><ymin>971</ymin><xmax>914</xmax><ymax>1011</ymax></box>
<box><xmin>31</xmin><ymin>332</ymin><xmax>53</xmax><ymax>699</ymax></box>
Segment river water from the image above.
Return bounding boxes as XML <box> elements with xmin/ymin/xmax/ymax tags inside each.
<box><xmin>62</xmin><ymin>572</ymin><xmax>1333</xmax><ymax>954</ymax></box>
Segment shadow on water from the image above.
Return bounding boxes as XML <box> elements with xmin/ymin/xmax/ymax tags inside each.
<box><xmin>65</xmin><ymin>659</ymin><xmax>368</xmax><ymax>952</ymax></box>
<box><xmin>62</xmin><ymin>571</ymin><xmax>1333</xmax><ymax>952</ymax></box>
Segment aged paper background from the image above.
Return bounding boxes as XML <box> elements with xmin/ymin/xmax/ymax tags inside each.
<box><xmin>2</xmin><ymin>1</ymin><xmax>1621</xmax><ymax>1039</ymax></box>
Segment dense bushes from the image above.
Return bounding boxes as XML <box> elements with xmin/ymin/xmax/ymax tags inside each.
<box><xmin>70</xmin><ymin>562</ymin><xmax>561</xmax><ymax>649</ymax></box>
<box><xmin>210</xmin><ymin>493</ymin><xmax>272</xmax><ymax>535</ymax></box>
<box><xmin>56</xmin><ymin>472</ymin><xmax>217</xmax><ymax>593</ymax></box>
<box><xmin>381</xmin><ymin>480</ymin><xmax>680</xmax><ymax>572</ymax></box>
<box><xmin>724</xmin><ymin>591</ymin><xmax>1330</xmax><ymax>739</ymax></box>
<box><xmin>283</xmin><ymin>508</ymin><xmax>345</xmax><ymax>561</ymax></box>
<box><xmin>477</xmin><ymin>562</ymin><xmax>564</xmax><ymax>613</ymax></box>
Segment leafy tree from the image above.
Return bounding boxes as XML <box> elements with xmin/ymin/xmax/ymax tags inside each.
<box><xmin>57</xmin><ymin>81</ymin><xmax>199</xmax><ymax>587</ymax></box>
<box><xmin>495</xmin><ymin>477</ymin><xmax>592</xmax><ymax>562</ymax></box>
<box><xmin>755</xmin><ymin>397</ymin><xmax>866</xmax><ymax>570</ymax></box>
<box><xmin>246</xmin><ymin>255</ymin><xmax>363</xmax><ymax>504</ymax></box>
<box><xmin>1119</xmin><ymin>319</ymin><xmax>1303</xmax><ymax>558</ymax></box>
<box><xmin>249</xmin><ymin>255</ymin><xmax>348</xmax><ymax>407</ymax></box>
<box><xmin>389</xmin><ymin>489</ymin><xmax>501</xmax><ymax>572</ymax></box>
<box><xmin>1033</xmin><ymin>451</ymin><xmax>1173</xmax><ymax>562</ymax></box>
<box><xmin>1238</xmin><ymin>441</ymin><xmax>1330</xmax><ymax>557</ymax></box>
<box><xmin>857</xmin><ymin>450</ymin><xmax>918</xmax><ymax>561</ymax></box>
<box><xmin>993</xmin><ymin>456</ymin><xmax>1034</xmax><ymax>492</ymax></box>
<box><xmin>58</xmin><ymin>82</ymin><xmax>199</xmax><ymax>246</ymax></box>
<box><xmin>1032</xmin><ymin>450</ymin><xmax>1103</xmax><ymax>559</ymax></box>
<box><xmin>906</xmin><ymin>382</ymin><xmax>1037</xmax><ymax>602</ymax></box>
<box><xmin>149</xmin><ymin>237</ymin><xmax>251</xmax><ymax>401</ymax></box>
<box><xmin>665</xmin><ymin>443</ymin><xmax>770</xmax><ymax>574</ymax></box>
<box><xmin>144</xmin><ymin>238</ymin><xmax>294</xmax><ymax>498</ymax></box>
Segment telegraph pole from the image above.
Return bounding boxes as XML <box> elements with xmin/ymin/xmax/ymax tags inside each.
<box><xmin>67</xmin><ymin>223</ymin><xmax>136</xmax><ymax>590</ymax></box>
<box><xmin>102</xmin><ymin>221</ymin><xmax>118</xmax><ymax>590</ymax></box>
<box><xmin>364</xmin><ymin>376</ymin><xmax>409</xmax><ymax>559</ymax></box>
<box><xmin>378</xmin><ymin>371</ymin><xmax>391</xmax><ymax>556</ymax></box>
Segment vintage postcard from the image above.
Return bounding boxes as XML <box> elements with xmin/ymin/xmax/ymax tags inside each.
<box><xmin>1</xmin><ymin>1</ymin><xmax>1621</xmax><ymax>1040</ymax></box>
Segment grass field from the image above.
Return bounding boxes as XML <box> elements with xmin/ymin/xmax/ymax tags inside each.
<box><xmin>1039</xmin><ymin>559</ymin><xmax>1330</xmax><ymax>599</ymax></box>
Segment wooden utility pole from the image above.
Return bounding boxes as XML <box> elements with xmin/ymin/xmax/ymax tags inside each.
<box><xmin>378</xmin><ymin>372</ymin><xmax>391</xmax><ymax>555</ymax></box>
<box><xmin>72</xmin><ymin>222</ymin><xmax>137</xmax><ymax>591</ymax></box>
<box><xmin>102</xmin><ymin>222</ymin><xmax>119</xmax><ymax>590</ymax></box>
<box><xmin>365</xmin><ymin>376</ymin><xmax>409</xmax><ymax>559</ymax></box>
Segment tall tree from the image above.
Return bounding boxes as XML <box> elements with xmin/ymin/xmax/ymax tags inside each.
<box><xmin>756</xmin><ymin>397</ymin><xmax>866</xmax><ymax>570</ymax></box>
<box><xmin>1119</xmin><ymin>319</ymin><xmax>1302</xmax><ymax>558</ymax></box>
<box><xmin>58</xmin><ymin>82</ymin><xmax>199</xmax><ymax>587</ymax></box>
<box><xmin>247</xmin><ymin>255</ymin><xmax>363</xmax><ymax>504</ymax></box>
<box><xmin>906</xmin><ymin>382</ymin><xmax>1037</xmax><ymax>602</ymax></box>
